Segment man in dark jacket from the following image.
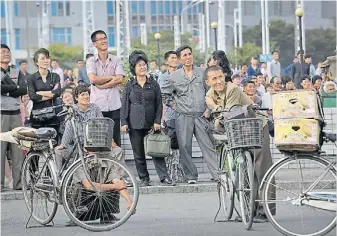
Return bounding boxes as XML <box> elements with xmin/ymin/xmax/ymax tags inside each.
<box><xmin>0</xmin><ymin>44</ymin><xmax>27</xmax><ymax>190</ymax></box>
<box><xmin>291</xmin><ymin>50</ymin><xmax>311</xmax><ymax>89</ymax></box>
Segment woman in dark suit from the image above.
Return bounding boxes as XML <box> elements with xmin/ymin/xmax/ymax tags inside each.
<box><xmin>27</xmin><ymin>48</ymin><xmax>61</xmax><ymax>136</ymax></box>
<box><xmin>121</xmin><ymin>50</ymin><xmax>172</xmax><ymax>187</ymax></box>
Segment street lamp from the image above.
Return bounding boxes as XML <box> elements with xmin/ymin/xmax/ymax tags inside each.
<box><xmin>295</xmin><ymin>7</ymin><xmax>304</xmax><ymax>76</ymax></box>
<box><xmin>154</xmin><ymin>33</ymin><xmax>161</xmax><ymax>64</ymax></box>
<box><xmin>211</xmin><ymin>22</ymin><xmax>218</xmax><ymax>50</ymax></box>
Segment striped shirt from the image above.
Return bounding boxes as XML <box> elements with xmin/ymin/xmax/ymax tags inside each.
<box><xmin>61</xmin><ymin>103</ymin><xmax>103</xmax><ymax>148</ymax></box>
<box><xmin>158</xmin><ymin>71</ymin><xmax>176</xmax><ymax>121</ymax></box>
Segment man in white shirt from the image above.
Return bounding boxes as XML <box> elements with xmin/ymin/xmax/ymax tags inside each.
<box><xmin>261</xmin><ymin>76</ymin><xmax>282</xmax><ymax>109</ymax></box>
<box><xmin>51</xmin><ymin>59</ymin><xmax>64</xmax><ymax>87</ymax></box>
<box><xmin>267</xmin><ymin>51</ymin><xmax>281</xmax><ymax>78</ymax></box>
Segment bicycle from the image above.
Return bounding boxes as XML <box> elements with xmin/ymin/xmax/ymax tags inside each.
<box><xmin>14</xmin><ymin>104</ymin><xmax>139</xmax><ymax>232</ymax></box>
<box><xmin>260</xmin><ymin>131</ymin><xmax>337</xmax><ymax>236</ymax></box>
<box><xmin>210</xmin><ymin>106</ymin><xmax>265</xmax><ymax>230</ymax></box>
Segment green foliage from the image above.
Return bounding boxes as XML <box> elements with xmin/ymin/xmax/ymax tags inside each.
<box><xmin>130</xmin><ymin>30</ymin><xmax>209</xmax><ymax>66</ymax></box>
<box><xmin>227</xmin><ymin>42</ymin><xmax>262</xmax><ymax>66</ymax></box>
<box><xmin>48</xmin><ymin>43</ymin><xmax>83</xmax><ymax>69</ymax></box>
<box><xmin>242</xmin><ymin>20</ymin><xmax>336</xmax><ymax>66</ymax></box>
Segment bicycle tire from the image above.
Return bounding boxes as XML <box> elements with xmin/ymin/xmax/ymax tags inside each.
<box><xmin>238</xmin><ymin>150</ymin><xmax>257</xmax><ymax>230</ymax></box>
<box><xmin>262</xmin><ymin>155</ymin><xmax>337</xmax><ymax>236</ymax></box>
<box><xmin>61</xmin><ymin>157</ymin><xmax>139</xmax><ymax>232</ymax></box>
<box><xmin>219</xmin><ymin>148</ymin><xmax>235</xmax><ymax>220</ymax></box>
<box><xmin>21</xmin><ymin>152</ymin><xmax>58</xmax><ymax>225</ymax></box>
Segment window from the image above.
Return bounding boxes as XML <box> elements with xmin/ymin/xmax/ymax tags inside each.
<box><xmin>51</xmin><ymin>1</ymin><xmax>70</xmax><ymax>16</ymax></box>
<box><xmin>15</xmin><ymin>29</ymin><xmax>20</xmax><ymax>49</ymax></box>
<box><xmin>139</xmin><ymin>1</ymin><xmax>145</xmax><ymax>13</ymax></box>
<box><xmin>172</xmin><ymin>1</ymin><xmax>176</xmax><ymax>14</ymax></box>
<box><xmin>158</xmin><ymin>1</ymin><xmax>163</xmax><ymax>14</ymax></box>
<box><xmin>108</xmin><ymin>27</ymin><xmax>115</xmax><ymax>47</ymax></box>
<box><xmin>164</xmin><ymin>1</ymin><xmax>170</xmax><ymax>14</ymax></box>
<box><xmin>243</xmin><ymin>1</ymin><xmax>256</xmax><ymax>16</ymax></box>
<box><xmin>178</xmin><ymin>1</ymin><xmax>182</xmax><ymax>13</ymax></box>
<box><xmin>272</xmin><ymin>1</ymin><xmax>283</xmax><ymax>16</ymax></box>
<box><xmin>151</xmin><ymin>26</ymin><xmax>157</xmax><ymax>33</ymax></box>
<box><xmin>151</xmin><ymin>1</ymin><xmax>156</xmax><ymax>15</ymax></box>
<box><xmin>322</xmin><ymin>1</ymin><xmax>336</xmax><ymax>19</ymax></box>
<box><xmin>51</xmin><ymin>28</ymin><xmax>72</xmax><ymax>46</ymax></box>
<box><xmin>14</xmin><ymin>1</ymin><xmax>19</xmax><ymax>16</ymax></box>
<box><xmin>1</xmin><ymin>29</ymin><xmax>6</xmax><ymax>44</ymax></box>
<box><xmin>132</xmin><ymin>26</ymin><xmax>139</xmax><ymax>38</ymax></box>
<box><xmin>187</xmin><ymin>1</ymin><xmax>192</xmax><ymax>14</ymax></box>
<box><xmin>131</xmin><ymin>1</ymin><xmax>137</xmax><ymax>14</ymax></box>
<box><xmin>107</xmin><ymin>1</ymin><xmax>114</xmax><ymax>15</ymax></box>
<box><xmin>1</xmin><ymin>0</ymin><xmax>5</xmax><ymax>17</ymax></box>
<box><xmin>198</xmin><ymin>3</ymin><xmax>204</xmax><ymax>13</ymax></box>
<box><xmin>51</xmin><ymin>1</ymin><xmax>57</xmax><ymax>16</ymax></box>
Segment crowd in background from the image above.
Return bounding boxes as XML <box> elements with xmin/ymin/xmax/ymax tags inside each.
<box><xmin>1</xmin><ymin>28</ymin><xmax>336</xmax><ymax>191</ymax></box>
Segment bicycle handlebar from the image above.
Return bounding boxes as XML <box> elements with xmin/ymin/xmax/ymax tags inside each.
<box><xmin>211</xmin><ymin>106</ymin><xmax>271</xmax><ymax>115</ymax></box>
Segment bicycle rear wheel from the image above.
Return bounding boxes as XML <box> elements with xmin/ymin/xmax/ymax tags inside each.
<box><xmin>21</xmin><ymin>152</ymin><xmax>58</xmax><ymax>225</ymax></box>
<box><xmin>219</xmin><ymin>148</ymin><xmax>234</xmax><ymax>220</ymax></box>
<box><xmin>238</xmin><ymin>150</ymin><xmax>257</xmax><ymax>230</ymax></box>
<box><xmin>61</xmin><ymin>157</ymin><xmax>139</xmax><ymax>232</ymax></box>
<box><xmin>261</xmin><ymin>154</ymin><xmax>336</xmax><ymax>236</ymax></box>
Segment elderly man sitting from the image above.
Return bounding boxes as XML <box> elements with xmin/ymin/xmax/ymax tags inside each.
<box><xmin>55</xmin><ymin>85</ymin><xmax>134</xmax><ymax>224</ymax></box>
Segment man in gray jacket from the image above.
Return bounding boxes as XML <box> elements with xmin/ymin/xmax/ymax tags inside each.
<box><xmin>161</xmin><ymin>45</ymin><xmax>218</xmax><ymax>184</ymax></box>
<box><xmin>1</xmin><ymin>44</ymin><xmax>27</xmax><ymax>190</ymax></box>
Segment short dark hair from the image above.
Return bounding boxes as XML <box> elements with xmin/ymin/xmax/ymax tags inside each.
<box><xmin>61</xmin><ymin>85</ymin><xmax>74</xmax><ymax>95</ymax></box>
<box><xmin>91</xmin><ymin>30</ymin><xmax>107</xmax><ymax>42</ymax></box>
<box><xmin>241</xmin><ymin>63</ymin><xmax>248</xmax><ymax>67</ymax></box>
<box><xmin>128</xmin><ymin>50</ymin><xmax>148</xmax><ymax>76</ymax></box>
<box><xmin>312</xmin><ymin>75</ymin><xmax>322</xmax><ymax>84</ymax></box>
<box><xmin>51</xmin><ymin>58</ymin><xmax>59</xmax><ymax>63</ymax></box>
<box><xmin>281</xmin><ymin>75</ymin><xmax>293</xmax><ymax>85</ymax></box>
<box><xmin>297</xmin><ymin>50</ymin><xmax>304</xmax><ymax>55</ymax></box>
<box><xmin>19</xmin><ymin>60</ymin><xmax>27</xmax><ymax>65</ymax></box>
<box><xmin>301</xmin><ymin>75</ymin><xmax>311</xmax><ymax>82</ymax></box>
<box><xmin>76</xmin><ymin>59</ymin><xmax>84</xmax><ymax>63</ymax></box>
<box><xmin>304</xmin><ymin>55</ymin><xmax>311</xmax><ymax>59</ymax></box>
<box><xmin>255</xmin><ymin>72</ymin><xmax>263</xmax><ymax>77</ymax></box>
<box><xmin>74</xmin><ymin>85</ymin><xmax>90</xmax><ymax>100</ymax></box>
<box><xmin>164</xmin><ymin>51</ymin><xmax>177</xmax><ymax>61</ymax></box>
<box><xmin>33</xmin><ymin>48</ymin><xmax>50</xmax><ymax>66</ymax></box>
<box><xmin>1</xmin><ymin>44</ymin><xmax>10</xmax><ymax>51</ymax></box>
<box><xmin>244</xmin><ymin>80</ymin><xmax>255</xmax><ymax>87</ymax></box>
<box><xmin>150</xmin><ymin>60</ymin><xmax>157</xmax><ymax>64</ymax></box>
<box><xmin>176</xmin><ymin>45</ymin><xmax>192</xmax><ymax>58</ymax></box>
<box><xmin>271</xmin><ymin>50</ymin><xmax>279</xmax><ymax>55</ymax></box>
<box><xmin>232</xmin><ymin>74</ymin><xmax>241</xmax><ymax>80</ymax></box>
<box><xmin>86</xmin><ymin>53</ymin><xmax>94</xmax><ymax>60</ymax></box>
<box><xmin>205</xmin><ymin>65</ymin><xmax>223</xmax><ymax>79</ymax></box>
<box><xmin>270</xmin><ymin>76</ymin><xmax>280</xmax><ymax>84</ymax></box>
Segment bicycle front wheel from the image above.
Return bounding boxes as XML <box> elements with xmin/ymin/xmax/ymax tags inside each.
<box><xmin>61</xmin><ymin>157</ymin><xmax>139</xmax><ymax>232</ymax></box>
<box><xmin>238</xmin><ymin>150</ymin><xmax>257</xmax><ymax>230</ymax></box>
<box><xmin>262</xmin><ymin>154</ymin><xmax>336</xmax><ymax>236</ymax></box>
<box><xmin>21</xmin><ymin>152</ymin><xmax>58</xmax><ymax>225</ymax></box>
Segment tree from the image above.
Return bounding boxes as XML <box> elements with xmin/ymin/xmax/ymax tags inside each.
<box><xmin>48</xmin><ymin>43</ymin><xmax>83</xmax><ymax>69</ymax></box>
<box><xmin>242</xmin><ymin>20</ymin><xmax>336</xmax><ymax>67</ymax></box>
<box><xmin>130</xmin><ymin>30</ymin><xmax>209</xmax><ymax>66</ymax></box>
<box><xmin>227</xmin><ymin>43</ymin><xmax>262</xmax><ymax>66</ymax></box>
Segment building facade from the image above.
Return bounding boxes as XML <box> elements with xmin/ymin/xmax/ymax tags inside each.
<box><xmin>1</xmin><ymin>0</ymin><xmax>336</xmax><ymax>66</ymax></box>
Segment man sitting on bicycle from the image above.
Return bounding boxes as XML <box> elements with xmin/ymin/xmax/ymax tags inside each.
<box><xmin>204</xmin><ymin>65</ymin><xmax>275</xmax><ymax>223</ymax></box>
<box><xmin>55</xmin><ymin>85</ymin><xmax>134</xmax><ymax>223</ymax></box>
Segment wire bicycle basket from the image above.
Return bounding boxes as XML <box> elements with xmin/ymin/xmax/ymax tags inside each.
<box><xmin>84</xmin><ymin>118</ymin><xmax>114</xmax><ymax>152</ymax></box>
<box><xmin>223</xmin><ymin>118</ymin><xmax>264</xmax><ymax>150</ymax></box>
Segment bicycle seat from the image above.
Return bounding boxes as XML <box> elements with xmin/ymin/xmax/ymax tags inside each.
<box><xmin>35</xmin><ymin>128</ymin><xmax>57</xmax><ymax>139</ymax></box>
<box><xmin>212</xmin><ymin>134</ymin><xmax>228</xmax><ymax>142</ymax></box>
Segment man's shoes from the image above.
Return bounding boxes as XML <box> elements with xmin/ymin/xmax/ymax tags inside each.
<box><xmin>161</xmin><ymin>178</ymin><xmax>175</xmax><ymax>186</ymax></box>
<box><xmin>234</xmin><ymin>214</ymin><xmax>268</xmax><ymax>223</ymax></box>
<box><xmin>187</xmin><ymin>179</ymin><xmax>197</xmax><ymax>184</ymax></box>
<box><xmin>65</xmin><ymin>220</ymin><xmax>77</xmax><ymax>227</ymax></box>
<box><xmin>253</xmin><ymin>214</ymin><xmax>268</xmax><ymax>223</ymax></box>
<box><xmin>139</xmin><ymin>178</ymin><xmax>150</xmax><ymax>187</ymax></box>
<box><xmin>100</xmin><ymin>213</ymin><xmax>119</xmax><ymax>224</ymax></box>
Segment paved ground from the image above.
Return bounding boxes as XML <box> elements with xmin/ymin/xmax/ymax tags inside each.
<box><xmin>1</xmin><ymin>192</ymin><xmax>336</xmax><ymax>236</ymax></box>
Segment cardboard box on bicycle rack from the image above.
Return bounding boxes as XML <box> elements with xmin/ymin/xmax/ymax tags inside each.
<box><xmin>274</xmin><ymin>118</ymin><xmax>321</xmax><ymax>152</ymax></box>
<box><xmin>272</xmin><ymin>90</ymin><xmax>323</xmax><ymax>120</ymax></box>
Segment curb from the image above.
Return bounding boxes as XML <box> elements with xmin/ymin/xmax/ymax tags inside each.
<box><xmin>1</xmin><ymin>180</ymin><xmax>335</xmax><ymax>201</ymax></box>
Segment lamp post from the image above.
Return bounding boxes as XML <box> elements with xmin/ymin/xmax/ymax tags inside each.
<box><xmin>154</xmin><ymin>33</ymin><xmax>161</xmax><ymax>64</ymax></box>
<box><xmin>211</xmin><ymin>22</ymin><xmax>218</xmax><ymax>51</ymax></box>
<box><xmin>295</xmin><ymin>7</ymin><xmax>304</xmax><ymax>76</ymax></box>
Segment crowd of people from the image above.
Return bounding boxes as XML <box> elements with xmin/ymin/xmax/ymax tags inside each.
<box><xmin>1</xmin><ymin>29</ymin><xmax>336</xmax><ymax>219</ymax></box>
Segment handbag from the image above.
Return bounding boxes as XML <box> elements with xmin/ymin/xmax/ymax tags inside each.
<box><xmin>144</xmin><ymin>128</ymin><xmax>171</xmax><ymax>158</ymax></box>
<box><xmin>32</xmin><ymin>98</ymin><xmax>62</xmax><ymax>122</ymax></box>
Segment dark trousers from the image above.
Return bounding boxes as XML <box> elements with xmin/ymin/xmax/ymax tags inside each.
<box><xmin>129</xmin><ymin>129</ymin><xmax>168</xmax><ymax>181</ymax></box>
<box><xmin>102</xmin><ymin>109</ymin><xmax>121</xmax><ymax>147</ymax></box>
